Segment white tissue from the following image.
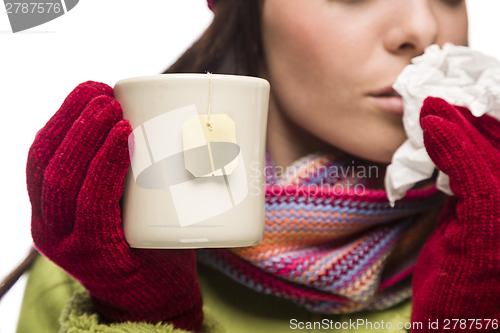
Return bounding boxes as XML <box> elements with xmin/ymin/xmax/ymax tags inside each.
<box><xmin>385</xmin><ymin>43</ymin><xmax>500</xmax><ymax>206</ymax></box>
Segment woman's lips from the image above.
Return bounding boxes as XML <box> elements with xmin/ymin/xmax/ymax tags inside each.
<box><xmin>369</xmin><ymin>86</ymin><xmax>404</xmax><ymax>115</ymax></box>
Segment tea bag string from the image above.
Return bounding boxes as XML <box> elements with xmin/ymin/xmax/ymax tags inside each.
<box><xmin>207</xmin><ymin>72</ymin><xmax>214</xmax><ymax>131</ymax></box>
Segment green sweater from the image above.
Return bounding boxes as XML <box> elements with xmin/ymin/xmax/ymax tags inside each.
<box><xmin>16</xmin><ymin>256</ymin><xmax>412</xmax><ymax>333</ymax></box>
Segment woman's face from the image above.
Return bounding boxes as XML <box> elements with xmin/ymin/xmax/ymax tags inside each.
<box><xmin>261</xmin><ymin>0</ymin><xmax>468</xmax><ymax>166</ymax></box>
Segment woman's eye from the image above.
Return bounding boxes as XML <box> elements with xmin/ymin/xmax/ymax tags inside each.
<box><xmin>439</xmin><ymin>0</ymin><xmax>464</xmax><ymax>7</ymax></box>
<box><xmin>330</xmin><ymin>0</ymin><xmax>366</xmax><ymax>3</ymax></box>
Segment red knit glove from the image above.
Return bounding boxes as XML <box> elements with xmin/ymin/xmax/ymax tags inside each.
<box><xmin>27</xmin><ymin>81</ymin><xmax>203</xmax><ymax>332</ymax></box>
<box><xmin>412</xmin><ymin>97</ymin><xmax>500</xmax><ymax>332</ymax></box>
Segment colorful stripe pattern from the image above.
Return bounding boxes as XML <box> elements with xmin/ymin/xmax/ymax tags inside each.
<box><xmin>198</xmin><ymin>152</ymin><xmax>444</xmax><ymax>313</ymax></box>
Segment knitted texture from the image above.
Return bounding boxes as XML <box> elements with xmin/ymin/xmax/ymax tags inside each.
<box><xmin>198</xmin><ymin>152</ymin><xmax>445</xmax><ymax>313</ymax></box>
<box><xmin>411</xmin><ymin>97</ymin><xmax>500</xmax><ymax>331</ymax></box>
<box><xmin>27</xmin><ymin>82</ymin><xmax>203</xmax><ymax>332</ymax></box>
<box><xmin>59</xmin><ymin>290</ymin><xmax>224</xmax><ymax>333</ymax></box>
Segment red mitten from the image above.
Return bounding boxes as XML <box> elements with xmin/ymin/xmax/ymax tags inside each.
<box><xmin>411</xmin><ymin>97</ymin><xmax>500</xmax><ymax>332</ymax></box>
<box><xmin>27</xmin><ymin>81</ymin><xmax>203</xmax><ymax>332</ymax></box>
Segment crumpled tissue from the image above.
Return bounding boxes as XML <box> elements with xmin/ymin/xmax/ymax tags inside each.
<box><xmin>385</xmin><ymin>43</ymin><xmax>500</xmax><ymax>206</ymax></box>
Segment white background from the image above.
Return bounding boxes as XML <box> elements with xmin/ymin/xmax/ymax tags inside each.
<box><xmin>0</xmin><ymin>1</ymin><xmax>499</xmax><ymax>332</ymax></box>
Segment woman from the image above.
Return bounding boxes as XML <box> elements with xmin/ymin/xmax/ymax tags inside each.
<box><xmin>16</xmin><ymin>0</ymin><xmax>499</xmax><ymax>332</ymax></box>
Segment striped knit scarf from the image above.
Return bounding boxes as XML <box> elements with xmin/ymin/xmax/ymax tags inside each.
<box><xmin>198</xmin><ymin>152</ymin><xmax>444</xmax><ymax>314</ymax></box>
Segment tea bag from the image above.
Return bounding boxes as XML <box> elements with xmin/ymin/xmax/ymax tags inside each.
<box><xmin>182</xmin><ymin>114</ymin><xmax>239</xmax><ymax>177</ymax></box>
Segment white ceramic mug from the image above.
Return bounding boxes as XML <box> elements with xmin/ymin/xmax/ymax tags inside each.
<box><xmin>114</xmin><ymin>74</ymin><xmax>270</xmax><ymax>248</ymax></box>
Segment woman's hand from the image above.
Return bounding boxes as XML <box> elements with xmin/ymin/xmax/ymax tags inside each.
<box><xmin>27</xmin><ymin>81</ymin><xmax>203</xmax><ymax>332</ymax></box>
<box><xmin>412</xmin><ymin>97</ymin><xmax>500</xmax><ymax>331</ymax></box>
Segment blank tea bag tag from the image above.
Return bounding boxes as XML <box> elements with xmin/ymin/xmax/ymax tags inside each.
<box><xmin>182</xmin><ymin>114</ymin><xmax>240</xmax><ymax>177</ymax></box>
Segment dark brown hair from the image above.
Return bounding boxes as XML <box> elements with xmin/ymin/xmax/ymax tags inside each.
<box><xmin>0</xmin><ymin>247</ymin><xmax>38</xmax><ymax>299</ymax></box>
<box><xmin>164</xmin><ymin>0</ymin><xmax>263</xmax><ymax>76</ymax></box>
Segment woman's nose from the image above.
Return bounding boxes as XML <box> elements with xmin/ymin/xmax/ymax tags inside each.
<box><xmin>383</xmin><ymin>0</ymin><xmax>438</xmax><ymax>58</ymax></box>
